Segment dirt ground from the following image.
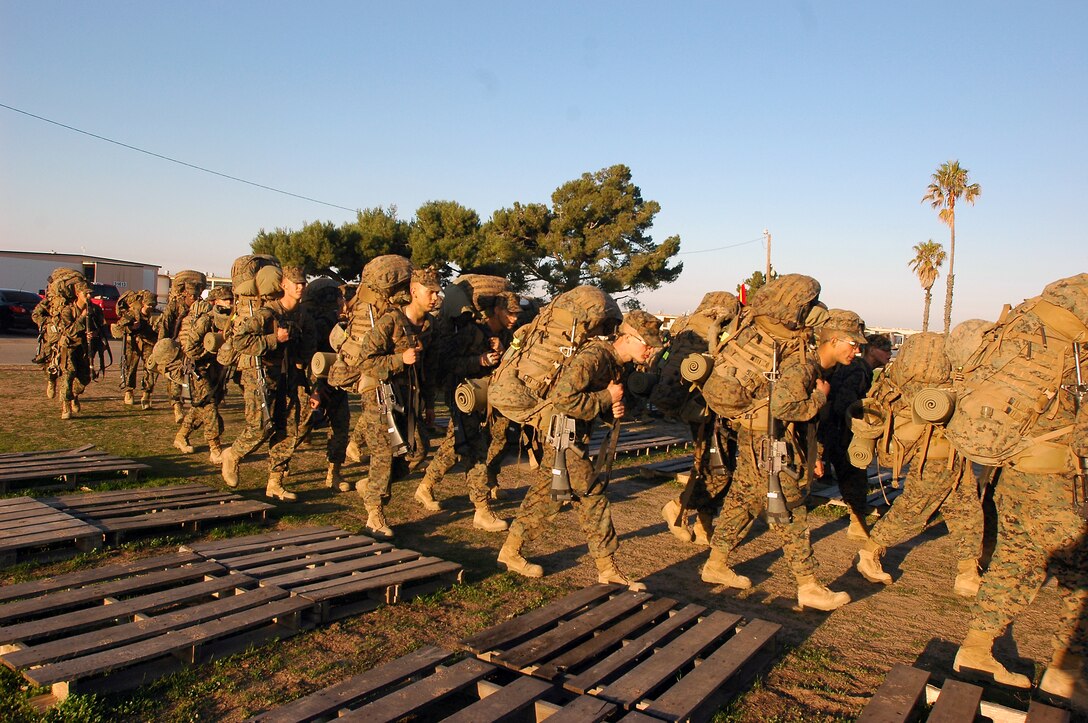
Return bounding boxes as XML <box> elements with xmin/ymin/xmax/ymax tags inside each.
<box><xmin>0</xmin><ymin>364</ymin><xmax>1073</xmax><ymax>722</ymax></box>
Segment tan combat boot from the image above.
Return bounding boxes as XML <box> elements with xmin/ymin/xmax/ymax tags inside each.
<box><xmin>265</xmin><ymin>472</ymin><xmax>297</xmax><ymax>501</ymax></box>
<box><xmin>701</xmin><ymin>548</ymin><xmax>751</xmax><ymax>589</ymax></box>
<box><xmin>796</xmin><ymin>575</ymin><xmax>851</xmax><ymax>612</ymax></box>
<box><xmin>173</xmin><ymin>429</ymin><xmax>194</xmax><ymax>454</ymax></box>
<box><xmin>1039</xmin><ymin>650</ymin><xmax>1087</xmax><ymax>712</ymax></box>
<box><xmin>856</xmin><ymin>540</ymin><xmax>892</xmax><ymax>585</ymax></box>
<box><xmin>847</xmin><ymin>511</ymin><xmax>870</xmax><ymax>541</ymax></box>
<box><xmin>208</xmin><ymin>440</ymin><xmax>224</xmax><ymax>465</ymax></box>
<box><xmin>325</xmin><ymin>463</ymin><xmax>349</xmax><ymax>492</ymax></box>
<box><xmin>692</xmin><ymin>511</ymin><xmax>714</xmax><ymax>546</ymax></box>
<box><xmin>123</xmin><ymin>390</ymin><xmax>134</xmax><ymax>406</ymax></box>
<box><xmin>70</xmin><ymin>396</ymin><xmax>81</xmax><ymax>415</ymax></box>
<box><xmin>497</xmin><ymin>534</ymin><xmax>543</xmax><ymax>578</ymax></box>
<box><xmin>141</xmin><ymin>391</ymin><xmax>152</xmax><ymax>410</ymax></box>
<box><xmin>60</xmin><ymin>399</ymin><xmax>72</xmax><ymax>420</ymax></box>
<box><xmin>414</xmin><ymin>480</ymin><xmax>441</xmax><ymax>511</ymax></box>
<box><xmin>661</xmin><ymin>498</ymin><xmax>693</xmax><ymax>542</ymax></box>
<box><xmin>953</xmin><ymin>559</ymin><xmax>982</xmax><ymax>598</ymax></box>
<box><xmin>345</xmin><ymin>440</ymin><xmax>362</xmax><ymax>463</ymax></box>
<box><xmin>46</xmin><ymin>378</ymin><xmax>56</xmax><ymax>399</ymax></box>
<box><xmin>473</xmin><ymin>501</ymin><xmax>509</xmax><ymax>532</ymax></box>
<box><xmin>220</xmin><ymin>447</ymin><xmax>240</xmax><ymax>488</ymax></box>
<box><xmin>364</xmin><ymin>505</ymin><xmax>393</xmax><ymax>538</ymax></box>
<box><xmin>953</xmin><ymin>629</ymin><xmax>1031</xmax><ymax>688</ymax></box>
<box><xmin>172</xmin><ymin>402</ymin><xmax>184</xmax><ymax>424</ymax></box>
<box><xmin>595</xmin><ymin>555</ymin><xmax>647</xmax><ymax>591</ymax></box>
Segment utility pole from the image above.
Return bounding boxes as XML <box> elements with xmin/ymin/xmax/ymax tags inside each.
<box><xmin>763</xmin><ymin>228</ymin><xmax>771</xmax><ymax>281</ymax></box>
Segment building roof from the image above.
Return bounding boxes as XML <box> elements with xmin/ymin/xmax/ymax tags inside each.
<box><xmin>0</xmin><ymin>249</ymin><xmax>160</xmax><ymax>270</ymax></box>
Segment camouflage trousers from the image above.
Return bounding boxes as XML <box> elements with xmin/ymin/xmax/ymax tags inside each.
<box><xmin>59</xmin><ymin>345</ymin><xmax>90</xmax><ymax>402</ymax></box>
<box><xmin>422</xmin><ymin>409</ymin><xmax>492</xmax><ymax>504</ymax></box>
<box><xmin>359</xmin><ymin>393</ymin><xmax>428</xmax><ymax>508</ymax></box>
<box><xmin>297</xmin><ymin>384</ymin><xmax>350</xmax><ymax>464</ymax></box>
<box><xmin>683</xmin><ymin>421</ymin><xmax>734</xmax><ymax>514</ymax></box>
<box><xmin>870</xmin><ymin>455</ymin><xmax>983</xmax><ymax>561</ymax></box>
<box><xmin>179</xmin><ymin>375</ymin><xmax>224</xmax><ymax>445</ymax></box>
<box><xmin>711</xmin><ymin>427</ymin><xmax>816</xmax><ymax>580</ymax></box>
<box><xmin>121</xmin><ymin>342</ymin><xmax>157</xmax><ymax>394</ymax></box>
<box><xmin>485</xmin><ymin>414</ymin><xmax>514</xmax><ymax>483</ymax></box>
<box><xmin>969</xmin><ymin>468</ymin><xmax>1088</xmax><ymax>658</ymax></box>
<box><xmin>508</xmin><ymin>443</ymin><xmax>618</xmax><ymax>560</ymax></box>
<box><xmin>229</xmin><ymin>370</ymin><xmax>304</xmax><ymax>474</ymax></box>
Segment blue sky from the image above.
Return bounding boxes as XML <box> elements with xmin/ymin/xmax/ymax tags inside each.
<box><xmin>2</xmin><ymin>1</ymin><xmax>1085</xmax><ymax>328</ymax></box>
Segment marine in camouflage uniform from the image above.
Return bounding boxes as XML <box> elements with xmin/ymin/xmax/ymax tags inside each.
<box><xmin>53</xmin><ymin>281</ymin><xmax>96</xmax><ymax>419</ymax></box>
<box><xmin>296</xmin><ymin>278</ymin><xmax>352</xmax><ymax>492</ymax></box>
<box><xmin>32</xmin><ymin>290</ymin><xmax>62</xmax><ymax>399</ymax></box>
<box><xmin>116</xmin><ymin>290</ymin><xmax>159</xmax><ymax>407</ymax></box>
<box><xmin>818</xmin><ymin>332</ymin><xmax>891</xmax><ymax>539</ymax></box>
<box><xmin>702</xmin><ymin>310</ymin><xmax>863</xmax><ymax>611</ymax></box>
<box><xmin>157</xmin><ymin>274</ymin><xmax>206</xmax><ymax>423</ymax></box>
<box><xmin>220</xmin><ymin>267</ymin><xmax>316</xmax><ymax>500</ymax></box>
<box><xmin>173</xmin><ymin>287</ymin><xmax>234</xmax><ymax>463</ymax></box>
<box><xmin>498</xmin><ymin>310</ymin><xmax>663</xmax><ymax>590</ymax></box>
<box><xmin>356</xmin><ymin>269</ymin><xmax>439</xmax><ymax>537</ymax></box>
<box><xmin>414</xmin><ymin>291</ymin><xmax>521</xmax><ymax>531</ymax></box>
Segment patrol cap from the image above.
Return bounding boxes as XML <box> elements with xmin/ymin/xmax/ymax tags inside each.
<box><xmin>865</xmin><ymin>333</ymin><xmax>892</xmax><ymax>353</ymax></box>
<box><xmin>411</xmin><ymin>267</ymin><xmax>442</xmax><ymax>292</ymax></box>
<box><xmin>824</xmin><ymin>309</ymin><xmax>867</xmax><ymax>346</ymax></box>
<box><xmin>501</xmin><ymin>292</ymin><xmax>521</xmax><ymax>313</ymax></box>
<box><xmin>139</xmin><ymin>289</ymin><xmax>157</xmax><ymax>305</ymax></box>
<box><xmin>207</xmin><ymin>286</ymin><xmax>233</xmax><ymax>302</ymax></box>
<box><xmin>281</xmin><ymin>266</ymin><xmax>307</xmax><ymax>285</ymax></box>
<box><xmin>620</xmin><ymin>310</ymin><xmax>664</xmax><ymax>348</ymax></box>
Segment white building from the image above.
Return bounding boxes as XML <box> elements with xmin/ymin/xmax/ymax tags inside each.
<box><xmin>0</xmin><ymin>250</ymin><xmax>159</xmax><ymax>295</ymax></box>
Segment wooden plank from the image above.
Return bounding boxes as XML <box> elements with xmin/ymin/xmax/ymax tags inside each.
<box><xmin>62</xmin><ymin>492</ymin><xmax>241</xmax><ymax>517</ymax></box>
<box><xmin>1025</xmin><ymin>700</ymin><xmax>1072</xmax><ymax>723</ymax></box>
<box><xmin>337</xmin><ymin>657</ymin><xmax>494</xmax><ymax>723</ymax></box>
<box><xmin>0</xmin><ymin>460</ymin><xmax>149</xmax><ymax>483</ymax></box>
<box><xmin>210</xmin><ymin>536</ymin><xmax>382</xmax><ymax>571</ymax></box>
<box><xmin>496</xmin><ymin>591</ymin><xmax>653</xmax><ymax>671</ymax></box>
<box><xmin>296</xmin><ymin>558</ymin><xmax>460</xmax><ymax>601</ymax></box>
<box><xmin>0</xmin><ymin>552</ymin><xmax>202</xmax><ymax>604</ymax></box>
<box><xmin>234</xmin><ymin>541</ymin><xmax>395</xmax><ymax>577</ymax></box>
<box><xmin>597</xmin><ymin>610</ymin><xmax>741</xmax><ymax>707</ymax></box>
<box><xmin>564</xmin><ymin>603</ymin><xmax>706</xmax><ymax>695</ymax></box>
<box><xmin>462</xmin><ymin>584</ymin><xmax>621</xmax><ymax>654</ymax></box>
<box><xmin>539</xmin><ymin>694</ymin><xmax>617</xmax><ymax>723</ymax></box>
<box><xmin>0</xmin><ymin>444</ymin><xmax>96</xmax><ymax>460</ymax></box>
<box><xmin>534</xmin><ymin>597</ymin><xmax>680</xmax><ymax>681</ymax></box>
<box><xmin>262</xmin><ymin>548</ymin><xmax>422</xmax><ymax>589</ymax></box>
<box><xmin>856</xmin><ymin>664</ymin><xmax>930</xmax><ymax>723</ymax></box>
<box><xmin>43</xmin><ymin>485</ymin><xmax>210</xmax><ymax>507</ymax></box>
<box><xmin>181</xmin><ymin>525</ymin><xmax>347</xmax><ymax>556</ymax></box>
<box><xmin>94</xmin><ymin>500</ymin><xmax>272</xmax><ymax>533</ymax></box>
<box><xmin>927</xmin><ymin>679</ymin><xmax>983</xmax><ymax>723</ymax></box>
<box><xmin>440</xmin><ymin>674</ymin><xmax>554</xmax><ymax>723</ymax></box>
<box><xmin>643</xmin><ymin>619</ymin><xmax>780</xmax><ymax>722</ymax></box>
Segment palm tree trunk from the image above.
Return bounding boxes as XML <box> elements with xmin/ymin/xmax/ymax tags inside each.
<box><xmin>922</xmin><ymin>287</ymin><xmax>932</xmax><ymax>332</ymax></box>
<box><xmin>943</xmin><ymin>217</ymin><xmax>956</xmax><ymax>334</ymax></box>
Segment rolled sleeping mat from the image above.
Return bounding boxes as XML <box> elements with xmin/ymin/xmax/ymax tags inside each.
<box><xmin>455</xmin><ymin>377</ymin><xmax>490</xmax><ymax>414</ymax></box>
<box><xmin>203</xmin><ymin>332</ymin><xmax>225</xmax><ymax>354</ymax></box>
<box><xmin>680</xmin><ymin>353</ymin><xmax>713</xmax><ymax>384</ymax></box>
<box><xmin>311</xmin><ymin>351</ymin><xmax>338</xmax><ymax>379</ymax></box>
<box><xmin>847</xmin><ymin>436</ymin><xmax>876</xmax><ymax>469</ymax></box>
<box><xmin>912</xmin><ymin>387</ymin><xmax>956</xmax><ymax>424</ymax></box>
<box><xmin>626</xmin><ymin>370</ymin><xmax>657</xmax><ymax>397</ymax></box>
<box><xmin>329</xmin><ymin>323</ymin><xmax>348</xmax><ymax>352</ymax></box>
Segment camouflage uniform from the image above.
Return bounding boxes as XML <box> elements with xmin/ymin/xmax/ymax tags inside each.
<box><xmin>227</xmin><ymin>298</ymin><xmax>316</xmax><ymax>474</ymax></box>
<box><xmin>177</xmin><ymin>293</ymin><xmax>232</xmax><ymax>452</ymax></box>
<box><xmin>32</xmin><ymin>295</ymin><xmax>62</xmax><ymax>393</ymax></box>
<box><xmin>357</xmin><ymin>308</ymin><xmax>433</xmax><ymax>507</ymax></box>
<box><xmin>507</xmin><ymin>340</ymin><xmax>624</xmax><ymax>560</ymax></box>
<box><xmin>117</xmin><ymin>290</ymin><xmax>159</xmax><ymax>397</ymax></box>
<box><xmin>157</xmin><ymin>297</ymin><xmax>189</xmax><ymax>406</ymax></box>
<box><xmin>55</xmin><ymin>300</ymin><xmax>94</xmax><ymax>405</ymax></box>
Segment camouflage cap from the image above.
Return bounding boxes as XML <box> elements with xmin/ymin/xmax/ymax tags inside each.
<box><xmin>864</xmin><ymin>333</ymin><xmax>892</xmax><ymax>353</ymax></box>
<box><xmin>139</xmin><ymin>289</ymin><xmax>157</xmax><ymax>305</ymax></box>
<box><xmin>501</xmin><ymin>292</ymin><xmax>521</xmax><ymax>313</ymax></box>
<box><xmin>281</xmin><ymin>266</ymin><xmax>307</xmax><ymax>284</ymax></box>
<box><xmin>207</xmin><ymin>286</ymin><xmax>233</xmax><ymax>302</ymax></box>
<box><xmin>823</xmin><ymin>309</ymin><xmax>867</xmax><ymax>345</ymax></box>
<box><xmin>621</xmin><ymin>310</ymin><xmax>664</xmax><ymax>348</ymax></box>
<box><xmin>411</xmin><ymin>267</ymin><xmax>442</xmax><ymax>292</ymax></box>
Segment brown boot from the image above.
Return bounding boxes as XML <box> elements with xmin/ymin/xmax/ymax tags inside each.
<box><xmin>364</xmin><ymin>505</ymin><xmax>393</xmax><ymax>538</ymax></box>
<box><xmin>70</xmin><ymin>396</ymin><xmax>81</xmax><ymax>415</ymax></box>
<box><xmin>595</xmin><ymin>555</ymin><xmax>646</xmax><ymax>591</ymax></box>
<box><xmin>46</xmin><ymin>378</ymin><xmax>56</xmax><ymax>399</ymax></box>
<box><xmin>953</xmin><ymin>559</ymin><xmax>981</xmax><ymax>598</ymax></box>
<box><xmin>265</xmin><ymin>472</ymin><xmax>297</xmax><ymax>501</ymax></box>
<box><xmin>661</xmin><ymin>498</ymin><xmax>693</xmax><ymax>542</ymax></box>
<box><xmin>208</xmin><ymin>440</ymin><xmax>224</xmax><ymax>465</ymax></box>
<box><xmin>953</xmin><ymin>629</ymin><xmax>1031</xmax><ymax>688</ymax></box>
<box><xmin>856</xmin><ymin>540</ymin><xmax>892</xmax><ymax>585</ymax></box>
<box><xmin>326</xmin><ymin>463</ymin><xmax>349</xmax><ymax>492</ymax></box>
<box><xmin>345</xmin><ymin>440</ymin><xmax>362</xmax><ymax>463</ymax></box>
<box><xmin>701</xmin><ymin>548</ymin><xmax>751</xmax><ymax>589</ymax></box>
<box><xmin>796</xmin><ymin>575</ymin><xmax>851</xmax><ymax>612</ymax></box>
<box><xmin>173</xmin><ymin>430</ymin><xmax>194</xmax><ymax>454</ymax></box>
<box><xmin>473</xmin><ymin>501</ymin><xmax>509</xmax><ymax>532</ymax></box>
<box><xmin>141</xmin><ymin>391</ymin><xmax>152</xmax><ymax>410</ymax></box>
<box><xmin>60</xmin><ymin>399</ymin><xmax>71</xmax><ymax>420</ymax></box>
<box><xmin>498</xmin><ymin>534</ymin><xmax>543</xmax><ymax>578</ymax></box>
<box><xmin>220</xmin><ymin>447</ymin><xmax>240</xmax><ymax>488</ymax></box>
<box><xmin>847</xmin><ymin>511</ymin><xmax>870</xmax><ymax>541</ymax></box>
<box><xmin>1039</xmin><ymin>650</ymin><xmax>1087</xmax><ymax>712</ymax></box>
<box><xmin>172</xmin><ymin>402</ymin><xmax>185</xmax><ymax>424</ymax></box>
<box><xmin>414</xmin><ymin>480</ymin><xmax>441</xmax><ymax>511</ymax></box>
<box><xmin>692</xmin><ymin>511</ymin><xmax>714</xmax><ymax>546</ymax></box>
<box><xmin>123</xmin><ymin>390</ymin><xmax>134</xmax><ymax>406</ymax></box>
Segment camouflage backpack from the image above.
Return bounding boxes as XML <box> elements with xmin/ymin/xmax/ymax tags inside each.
<box><xmin>488</xmin><ymin>285</ymin><xmax>622</xmax><ymax>428</ymax></box>
<box><xmin>439</xmin><ymin>274</ymin><xmax>512</xmax><ymax>320</ymax></box>
<box><xmin>944</xmin><ymin>274</ymin><xmax>1088</xmax><ymax>472</ymax></box>
<box><xmin>170</xmin><ymin>270</ymin><xmax>207</xmax><ymax>298</ymax></box>
<box><xmin>47</xmin><ymin>267</ymin><xmax>86</xmax><ymax>304</ymax></box>
<box><xmin>747</xmin><ymin>273</ymin><xmax>822</xmax><ymax>331</ymax></box>
<box><xmin>649</xmin><ymin>291</ymin><xmax>740</xmax><ymax>422</ymax></box>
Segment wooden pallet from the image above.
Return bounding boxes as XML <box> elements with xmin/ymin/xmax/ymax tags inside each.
<box><xmin>0</xmin><ymin>444</ymin><xmax>150</xmax><ymax>492</ymax></box>
<box><xmin>639</xmin><ymin>455</ymin><xmax>694</xmax><ymax>480</ymax></box>
<box><xmin>461</xmin><ymin>585</ymin><xmax>781</xmax><ymax>722</ymax></box>
<box><xmin>590</xmin><ymin>425</ymin><xmax>691</xmax><ymax>460</ymax></box>
<box><xmin>182</xmin><ymin>526</ymin><xmax>464</xmax><ymax>622</ymax></box>
<box><xmin>858</xmin><ymin>664</ymin><xmax>1072</xmax><ymax>723</ymax></box>
<box><xmin>42</xmin><ymin>484</ymin><xmax>273</xmax><ymax>543</ymax></box>
<box><xmin>0</xmin><ymin>551</ymin><xmax>308</xmax><ymax>701</ymax></box>
<box><xmin>245</xmin><ymin>645</ymin><xmax>618</xmax><ymax>723</ymax></box>
<box><xmin>0</xmin><ymin>497</ymin><xmax>103</xmax><ymax>565</ymax></box>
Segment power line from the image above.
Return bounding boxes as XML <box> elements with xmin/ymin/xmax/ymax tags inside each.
<box><xmin>0</xmin><ymin>101</ymin><xmax>360</xmax><ymax>214</ymax></box>
<box><xmin>677</xmin><ymin>236</ymin><xmax>764</xmax><ymax>255</ymax></box>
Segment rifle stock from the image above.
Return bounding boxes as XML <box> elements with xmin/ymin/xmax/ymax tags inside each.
<box><xmin>377</xmin><ymin>380</ymin><xmax>409</xmax><ymax>456</ymax></box>
<box><xmin>547</xmin><ymin>412</ymin><xmax>577</xmax><ymax>501</ymax></box>
<box><xmin>759</xmin><ymin>342</ymin><xmax>791</xmax><ymax>525</ymax></box>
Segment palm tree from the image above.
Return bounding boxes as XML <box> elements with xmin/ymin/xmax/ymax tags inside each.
<box><xmin>908</xmin><ymin>240</ymin><xmax>946</xmax><ymax>331</ymax></box>
<box><xmin>922</xmin><ymin>160</ymin><xmax>981</xmax><ymax>334</ymax></box>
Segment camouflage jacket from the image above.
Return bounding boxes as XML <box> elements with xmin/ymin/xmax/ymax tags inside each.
<box><xmin>231</xmin><ymin>300</ymin><xmax>316</xmax><ymax>382</ymax></box>
<box><xmin>550</xmin><ymin>339</ymin><xmax>623</xmax><ymax>440</ymax></box>
<box><xmin>359</xmin><ymin>308</ymin><xmax>435</xmax><ymax>409</ymax></box>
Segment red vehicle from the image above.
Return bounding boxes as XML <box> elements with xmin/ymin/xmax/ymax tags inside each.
<box><xmin>89</xmin><ymin>283</ymin><xmax>120</xmax><ymax>324</ymax></box>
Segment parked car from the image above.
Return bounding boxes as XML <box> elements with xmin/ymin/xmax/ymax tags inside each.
<box><xmin>0</xmin><ymin>289</ymin><xmax>42</xmax><ymax>332</ymax></box>
<box><xmin>89</xmin><ymin>283</ymin><xmax>120</xmax><ymax>324</ymax></box>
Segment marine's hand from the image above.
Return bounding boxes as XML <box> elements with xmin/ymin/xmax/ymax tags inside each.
<box><xmin>480</xmin><ymin>351</ymin><xmax>500</xmax><ymax>367</ymax></box>
<box><xmin>402</xmin><ymin>346</ymin><xmax>420</xmax><ymax>365</ymax></box>
<box><xmin>607</xmin><ymin>380</ymin><xmax>624</xmax><ymax>404</ymax></box>
<box><xmin>612</xmin><ymin>401</ymin><xmax>626</xmax><ymax>419</ymax></box>
<box><xmin>814</xmin><ymin>459</ymin><xmax>825</xmax><ymax>478</ymax></box>
<box><xmin>275</xmin><ymin>326</ymin><xmax>290</xmax><ymax>343</ymax></box>
<box><xmin>815</xmin><ymin>379</ymin><xmax>830</xmax><ymax>397</ymax></box>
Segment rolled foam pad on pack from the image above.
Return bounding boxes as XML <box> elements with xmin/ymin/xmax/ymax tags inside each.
<box><xmin>203</xmin><ymin>332</ymin><xmax>225</xmax><ymax>354</ymax></box>
<box><xmin>913</xmin><ymin>388</ymin><xmax>956</xmax><ymax>424</ymax></box>
<box><xmin>455</xmin><ymin>377</ymin><xmax>489</xmax><ymax>414</ymax></box>
<box><xmin>848</xmin><ymin>437</ymin><xmax>875</xmax><ymax>469</ymax></box>
<box><xmin>681</xmin><ymin>353</ymin><xmax>713</xmax><ymax>384</ymax></box>
<box><xmin>310</xmin><ymin>352</ymin><xmax>338</xmax><ymax>379</ymax></box>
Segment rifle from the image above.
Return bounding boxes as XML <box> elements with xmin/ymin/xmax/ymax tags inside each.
<box><xmin>377</xmin><ymin>379</ymin><xmax>409</xmax><ymax>456</ymax></box>
<box><xmin>1062</xmin><ymin>341</ymin><xmax>1088</xmax><ymax>514</ymax></box>
<box><xmin>118</xmin><ymin>330</ymin><xmax>130</xmax><ymax>390</ymax></box>
<box><xmin>249</xmin><ymin>299</ymin><xmax>274</xmax><ymax>432</ymax></box>
<box><xmin>675</xmin><ymin>417</ymin><xmax>727</xmax><ymax>522</ymax></box>
<box><xmin>84</xmin><ymin>306</ymin><xmax>112</xmax><ymax>380</ymax></box>
<box><xmin>546</xmin><ymin>412</ymin><xmax>578</xmax><ymax>501</ymax></box>
<box><xmin>758</xmin><ymin>342</ymin><xmax>793</xmax><ymax>525</ymax></box>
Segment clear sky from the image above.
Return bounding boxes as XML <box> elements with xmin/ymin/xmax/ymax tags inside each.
<box><xmin>2</xmin><ymin>1</ymin><xmax>1085</xmax><ymax>328</ymax></box>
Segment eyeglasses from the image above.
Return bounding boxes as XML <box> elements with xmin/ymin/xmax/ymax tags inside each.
<box><xmin>839</xmin><ymin>338</ymin><xmax>858</xmax><ymax>348</ymax></box>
